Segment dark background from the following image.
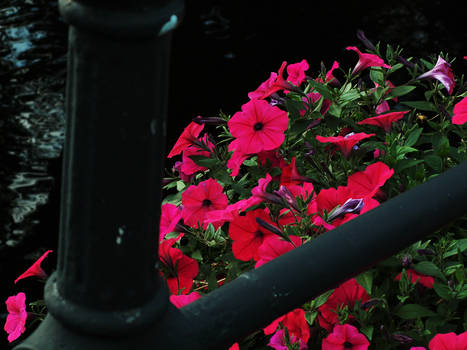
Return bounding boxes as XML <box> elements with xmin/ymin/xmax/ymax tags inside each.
<box><xmin>1</xmin><ymin>0</ymin><xmax>466</xmax><ymax>347</ymax></box>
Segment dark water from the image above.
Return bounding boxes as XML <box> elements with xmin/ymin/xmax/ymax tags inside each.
<box><xmin>0</xmin><ymin>0</ymin><xmax>465</xmax><ymax>347</ymax></box>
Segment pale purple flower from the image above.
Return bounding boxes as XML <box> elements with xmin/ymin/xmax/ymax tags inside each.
<box><xmin>416</xmin><ymin>56</ymin><xmax>455</xmax><ymax>94</ymax></box>
<box><xmin>328</xmin><ymin>198</ymin><xmax>364</xmax><ymax>221</ymax></box>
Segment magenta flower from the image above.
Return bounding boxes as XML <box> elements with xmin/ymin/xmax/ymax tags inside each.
<box><xmin>451</xmin><ymin>96</ymin><xmax>467</xmax><ymax>125</ymax></box>
<box><xmin>181</xmin><ymin>134</ymin><xmax>214</xmax><ymax>175</ymax></box>
<box><xmin>346</xmin><ymin>46</ymin><xmax>392</xmax><ymax>75</ymax></box>
<box><xmin>159</xmin><ymin>236</ymin><xmax>199</xmax><ymax>294</ymax></box>
<box><xmin>346</xmin><ymin>161</ymin><xmax>394</xmax><ymax>198</ymax></box>
<box><xmin>159</xmin><ymin>203</ymin><xmax>182</xmax><ymax>241</ymax></box>
<box><xmin>228</xmin><ymin>99</ymin><xmax>289</xmax><ymax>154</ymax></box>
<box><xmin>169</xmin><ymin>291</ymin><xmax>201</xmax><ymax>308</ymax></box>
<box><xmin>167</xmin><ymin>121</ymin><xmax>204</xmax><ymax>158</ymax></box>
<box><xmin>322</xmin><ymin>324</ymin><xmax>370</xmax><ymax>350</ymax></box>
<box><xmin>264</xmin><ymin>308</ymin><xmax>310</xmax><ymax>344</ymax></box>
<box><xmin>268</xmin><ymin>329</ymin><xmax>308</xmax><ymax>350</ymax></box>
<box><xmin>286</xmin><ymin>59</ymin><xmax>309</xmax><ymax>89</ymax></box>
<box><xmin>395</xmin><ymin>269</ymin><xmax>434</xmax><ymax>289</ymax></box>
<box><xmin>181</xmin><ymin>178</ymin><xmax>228</xmax><ymax>229</ymax></box>
<box><xmin>14</xmin><ymin>250</ymin><xmax>53</xmax><ymax>284</ymax></box>
<box><xmin>357</xmin><ymin>110</ymin><xmax>410</xmax><ymax>133</ymax></box>
<box><xmin>248</xmin><ymin>61</ymin><xmax>290</xmax><ymax>100</ymax></box>
<box><xmin>4</xmin><ymin>292</ymin><xmax>27</xmax><ymax>343</ymax></box>
<box><xmin>316</xmin><ymin>132</ymin><xmax>375</xmax><ymax>158</ymax></box>
<box><xmin>416</xmin><ymin>56</ymin><xmax>455</xmax><ymax>95</ymax></box>
<box><xmin>429</xmin><ymin>331</ymin><xmax>467</xmax><ymax>350</ymax></box>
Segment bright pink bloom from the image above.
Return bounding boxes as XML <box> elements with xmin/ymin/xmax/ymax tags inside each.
<box><xmin>416</xmin><ymin>56</ymin><xmax>455</xmax><ymax>95</ymax></box>
<box><xmin>318</xmin><ymin>278</ymin><xmax>370</xmax><ymax>331</ymax></box>
<box><xmin>15</xmin><ymin>250</ymin><xmax>53</xmax><ymax>284</ymax></box>
<box><xmin>167</xmin><ymin>121</ymin><xmax>204</xmax><ymax>158</ymax></box>
<box><xmin>159</xmin><ymin>237</ymin><xmax>199</xmax><ymax>294</ymax></box>
<box><xmin>280</xmin><ymin>157</ymin><xmax>310</xmax><ymax>187</ymax></box>
<box><xmin>322</xmin><ymin>324</ymin><xmax>370</xmax><ymax>350</ymax></box>
<box><xmin>228</xmin><ymin>99</ymin><xmax>289</xmax><ymax>154</ymax></box>
<box><xmin>228</xmin><ymin>343</ymin><xmax>240</xmax><ymax>350</ymax></box>
<box><xmin>4</xmin><ymin>292</ymin><xmax>27</xmax><ymax>343</ymax></box>
<box><xmin>347</xmin><ymin>162</ymin><xmax>394</xmax><ymax>198</ymax></box>
<box><xmin>451</xmin><ymin>96</ymin><xmax>467</xmax><ymax>125</ymax></box>
<box><xmin>358</xmin><ymin>110</ymin><xmax>410</xmax><ymax>133</ymax></box>
<box><xmin>316</xmin><ymin>132</ymin><xmax>375</xmax><ymax>159</ymax></box>
<box><xmin>286</xmin><ymin>59</ymin><xmax>309</xmax><ymax>87</ymax></box>
<box><xmin>169</xmin><ymin>291</ymin><xmax>202</xmax><ymax>308</ymax></box>
<box><xmin>255</xmin><ymin>235</ymin><xmax>302</xmax><ymax>268</ymax></box>
<box><xmin>395</xmin><ymin>269</ymin><xmax>435</xmax><ymax>289</ymax></box>
<box><xmin>264</xmin><ymin>308</ymin><xmax>310</xmax><ymax>344</ymax></box>
<box><xmin>248</xmin><ymin>61</ymin><xmax>289</xmax><ymax>100</ymax></box>
<box><xmin>181</xmin><ymin>179</ymin><xmax>228</xmax><ymax>229</ymax></box>
<box><xmin>429</xmin><ymin>331</ymin><xmax>467</xmax><ymax>350</ymax></box>
<box><xmin>409</xmin><ymin>348</ymin><xmax>426</xmax><ymax>350</ymax></box>
<box><xmin>375</xmin><ymin>100</ymin><xmax>390</xmax><ymax>114</ymax></box>
<box><xmin>346</xmin><ymin>46</ymin><xmax>392</xmax><ymax>75</ymax></box>
<box><xmin>227</xmin><ymin>139</ymin><xmax>250</xmax><ymax>177</ymax></box>
<box><xmin>229</xmin><ymin>209</ymin><xmax>276</xmax><ymax>261</ymax></box>
<box><xmin>268</xmin><ymin>329</ymin><xmax>308</xmax><ymax>350</ymax></box>
<box><xmin>181</xmin><ymin>134</ymin><xmax>214</xmax><ymax>175</ymax></box>
<box><xmin>325</xmin><ymin>61</ymin><xmax>340</xmax><ymax>84</ymax></box>
<box><xmin>159</xmin><ymin>203</ymin><xmax>182</xmax><ymax>241</ymax></box>
<box><xmin>173</xmin><ymin>161</ymin><xmax>195</xmax><ymax>182</ymax></box>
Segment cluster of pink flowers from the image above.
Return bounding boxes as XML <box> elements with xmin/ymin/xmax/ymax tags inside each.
<box><xmin>160</xmin><ymin>46</ymin><xmax>467</xmax><ymax>349</ymax></box>
<box><xmin>4</xmin><ymin>250</ymin><xmax>53</xmax><ymax>342</ymax></box>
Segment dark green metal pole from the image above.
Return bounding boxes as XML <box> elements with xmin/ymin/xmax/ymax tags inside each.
<box><xmin>14</xmin><ymin>0</ymin><xmax>184</xmax><ymax>348</ymax></box>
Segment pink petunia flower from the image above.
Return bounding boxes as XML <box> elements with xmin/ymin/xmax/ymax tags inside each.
<box><xmin>228</xmin><ymin>99</ymin><xmax>289</xmax><ymax>154</ymax></box>
<box><xmin>346</xmin><ymin>46</ymin><xmax>392</xmax><ymax>75</ymax></box>
<box><xmin>159</xmin><ymin>203</ymin><xmax>182</xmax><ymax>241</ymax></box>
<box><xmin>325</xmin><ymin>60</ymin><xmax>340</xmax><ymax>85</ymax></box>
<box><xmin>375</xmin><ymin>100</ymin><xmax>390</xmax><ymax>114</ymax></box>
<box><xmin>316</xmin><ymin>132</ymin><xmax>375</xmax><ymax>159</ymax></box>
<box><xmin>229</xmin><ymin>209</ymin><xmax>276</xmax><ymax>261</ymax></box>
<box><xmin>264</xmin><ymin>308</ymin><xmax>310</xmax><ymax>344</ymax></box>
<box><xmin>358</xmin><ymin>110</ymin><xmax>410</xmax><ymax>133</ymax></box>
<box><xmin>4</xmin><ymin>292</ymin><xmax>27</xmax><ymax>343</ymax></box>
<box><xmin>428</xmin><ymin>331</ymin><xmax>467</xmax><ymax>350</ymax></box>
<box><xmin>322</xmin><ymin>324</ymin><xmax>370</xmax><ymax>350</ymax></box>
<box><xmin>181</xmin><ymin>134</ymin><xmax>214</xmax><ymax>175</ymax></box>
<box><xmin>416</xmin><ymin>56</ymin><xmax>455</xmax><ymax>95</ymax></box>
<box><xmin>451</xmin><ymin>96</ymin><xmax>467</xmax><ymax>125</ymax></box>
<box><xmin>346</xmin><ymin>161</ymin><xmax>394</xmax><ymax>198</ymax></box>
<box><xmin>169</xmin><ymin>291</ymin><xmax>202</xmax><ymax>308</ymax></box>
<box><xmin>286</xmin><ymin>59</ymin><xmax>309</xmax><ymax>89</ymax></box>
<box><xmin>268</xmin><ymin>329</ymin><xmax>308</xmax><ymax>350</ymax></box>
<box><xmin>255</xmin><ymin>235</ymin><xmax>302</xmax><ymax>268</ymax></box>
<box><xmin>395</xmin><ymin>269</ymin><xmax>435</xmax><ymax>289</ymax></box>
<box><xmin>248</xmin><ymin>61</ymin><xmax>290</xmax><ymax>100</ymax></box>
<box><xmin>181</xmin><ymin>178</ymin><xmax>228</xmax><ymax>229</ymax></box>
<box><xmin>167</xmin><ymin>121</ymin><xmax>204</xmax><ymax>158</ymax></box>
<box><xmin>14</xmin><ymin>250</ymin><xmax>53</xmax><ymax>284</ymax></box>
<box><xmin>318</xmin><ymin>278</ymin><xmax>370</xmax><ymax>331</ymax></box>
<box><xmin>159</xmin><ymin>237</ymin><xmax>199</xmax><ymax>294</ymax></box>
<box><xmin>228</xmin><ymin>343</ymin><xmax>240</xmax><ymax>350</ymax></box>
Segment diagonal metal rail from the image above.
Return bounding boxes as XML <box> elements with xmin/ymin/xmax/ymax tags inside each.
<box><xmin>14</xmin><ymin>0</ymin><xmax>467</xmax><ymax>349</ymax></box>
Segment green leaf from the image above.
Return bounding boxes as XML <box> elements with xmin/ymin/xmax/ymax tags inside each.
<box><xmin>305</xmin><ymin>311</ymin><xmax>318</xmax><ymax>326</ymax></box>
<box><xmin>405</xmin><ymin>127</ymin><xmax>423</xmax><ymax>147</ymax></box>
<box><xmin>312</xmin><ymin>289</ymin><xmax>334</xmax><ymax>309</ymax></box>
<box><xmin>396</xmin><ymin>159</ymin><xmax>424</xmax><ymax>172</ymax></box>
<box><xmin>386</xmin><ymin>85</ymin><xmax>416</xmax><ymax>98</ymax></box>
<box><xmin>424</xmin><ymin>154</ymin><xmax>443</xmax><ymax>172</ymax></box>
<box><xmin>189</xmin><ymin>155</ymin><xmax>218</xmax><ymax>168</ymax></box>
<box><xmin>396</xmin><ymin>146</ymin><xmax>418</xmax><ymax>160</ymax></box>
<box><xmin>356</xmin><ymin>271</ymin><xmax>373</xmax><ymax>294</ymax></box>
<box><xmin>443</xmin><ymin>239</ymin><xmax>467</xmax><ymax>258</ymax></box>
<box><xmin>413</xmin><ymin>261</ymin><xmax>445</xmax><ymax>280</ymax></box>
<box><xmin>395</xmin><ymin>304</ymin><xmax>437</xmax><ymax>319</ymax></box>
<box><xmin>328</xmin><ymin>103</ymin><xmax>342</xmax><ymax>118</ymax></box>
<box><xmin>370</xmin><ymin>68</ymin><xmax>384</xmax><ymax>85</ymax></box>
<box><xmin>433</xmin><ymin>282</ymin><xmax>452</xmax><ymax>300</ymax></box>
<box><xmin>360</xmin><ymin>326</ymin><xmax>374</xmax><ymax>341</ymax></box>
<box><xmin>401</xmin><ymin>101</ymin><xmax>437</xmax><ymax>112</ymax></box>
<box><xmin>308</xmin><ymin>79</ymin><xmax>334</xmax><ymax>100</ymax></box>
